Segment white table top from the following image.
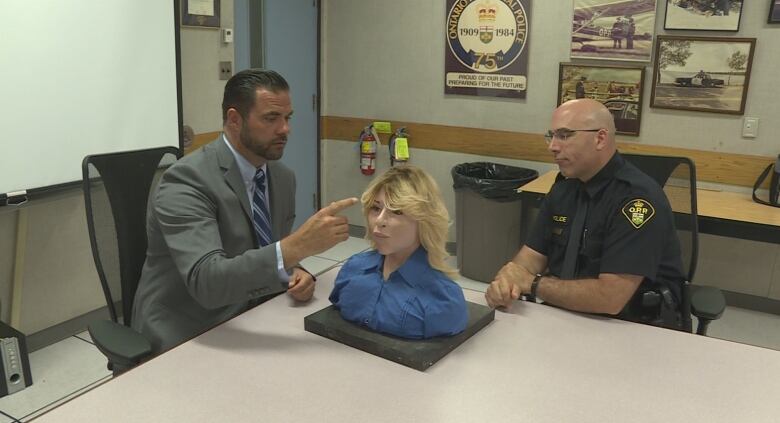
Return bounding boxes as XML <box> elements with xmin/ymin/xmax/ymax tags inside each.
<box><xmin>33</xmin><ymin>267</ymin><xmax>780</xmax><ymax>423</ymax></box>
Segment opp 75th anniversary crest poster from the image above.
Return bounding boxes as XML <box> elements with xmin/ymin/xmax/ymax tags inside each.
<box><xmin>445</xmin><ymin>0</ymin><xmax>531</xmax><ymax>98</ymax></box>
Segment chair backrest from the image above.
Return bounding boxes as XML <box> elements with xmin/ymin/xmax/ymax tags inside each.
<box><xmin>82</xmin><ymin>147</ymin><xmax>180</xmax><ymax>326</ymax></box>
<box><xmin>622</xmin><ymin>153</ymin><xmax>698</xmax><ymax>333</ymax></box>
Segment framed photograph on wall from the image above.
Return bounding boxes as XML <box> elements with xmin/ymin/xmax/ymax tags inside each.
<box><xmin>558</xmin><ymin>63</ymin><xmax>645</xmax><ymax>135</ymax></box>
<box><xmin>770</xmin><ymin>0</ymin><xmax>780</xmax><ymax>23</ymax></box>
<box><xmin>664</xmin><ymin>0</ymin><xmax>743</xmax><ymax>31</ymax></box>
<box><xmin>571</xmin><ymin>0</ymin><xmax>657</xmax><ymax>62</ymax></box>
<box><xmin>650</xmin><ymin>36</ymin><xmax>756</xmax><ymax>115</ymax></box>
<box><xmin>182</xmin><ymin>0</ymin><xmax>221</xmax><ymax>28</ymax></box>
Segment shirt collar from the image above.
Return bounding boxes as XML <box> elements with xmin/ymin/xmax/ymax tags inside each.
<box><xmin>223</xmin><ymin>133</ymin><xmax>267</xmax><ymax>190</ymax></box>
<box><xmin>358</xmin><ymin>247</ymin><xmax>430</xmax><ymax>288</ymax></box>
<box><xmin>395</xmin><ymin>247</ymin><xmax>431</xmax><ymax>288</ymax></box>
<box><xmin>584</xmin><ymin>152</ymin><xmax>623</xmax><ymax>198</ymax></box>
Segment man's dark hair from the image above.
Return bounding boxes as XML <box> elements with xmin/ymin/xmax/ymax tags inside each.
<box><xmin>221</xmin><ymin>69</ymin><xmax>289</xmax><ymax>124</ymax></box>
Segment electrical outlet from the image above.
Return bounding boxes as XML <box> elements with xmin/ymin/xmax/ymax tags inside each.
<box><xmin>219</xmin><ymin>61</ymin><xmax>232</xmax><ymax>80</ymax></box>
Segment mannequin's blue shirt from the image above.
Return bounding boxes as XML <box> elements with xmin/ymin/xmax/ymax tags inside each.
<box><xmin>329</xmin><ymin>247</ymin><xmax>468</xmax><ymax>339</ymax></box>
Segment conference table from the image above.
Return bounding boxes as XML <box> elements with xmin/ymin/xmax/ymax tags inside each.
<box><xmin>32</xmin><ymin>267</ymin><xmax>780</xmax><ymax>422</ymax></box>
<box><xmin>519</xmin><ymin>170</ymin><xmax>780</xmax><ymax>244</ymax></box>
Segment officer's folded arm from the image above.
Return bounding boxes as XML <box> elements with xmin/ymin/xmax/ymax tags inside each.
<box><xmin>486</xmin><ymin>246</ymin><xmax>547</xmax><ymax>308</ymax></box>
<box><xmin>487</xmin><ymin>246</ymin><xmax>643</xmax><ymax>314</ymax></box>
<box><xmin>512</xmin><ymin>245</ymin><xmax>548</xmax><ymax>277</ymax></box>
<box><xmin>534</xmin><ymin>272</ymin><xmax>643</xmax><ymax>315</ymax></box>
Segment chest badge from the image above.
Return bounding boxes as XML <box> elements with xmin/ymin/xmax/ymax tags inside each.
<box><xmin>622</xmin><ymin>198</ymin><xmax>655</xmax><ymax>229</ymax></box>
<box><xmin>552</xmin><ymin>215</ymin><xmax>568</xmax><ymax>223</ymax></box>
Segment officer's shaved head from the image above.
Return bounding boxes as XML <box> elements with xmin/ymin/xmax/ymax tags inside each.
<box><xmin>549</xmin><ymin>99</ymin><xmax>617</xmax><ymax>182</ymax></box>
<box><xmin>557</xmin><ymin>99</ymin><xmax>616</xmax><ymax>144</ymax></box>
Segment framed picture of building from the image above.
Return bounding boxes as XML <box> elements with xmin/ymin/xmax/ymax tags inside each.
<box><xmin>650</xmin><ymin>36</ymin><xmax>756</xmax><ymax>114</ymax></box>
<box><xmin>664</xmin><ymin>0</ymin><xmax>743</xmax><ymax>31</ymax></box>
<box><xmin>571</xmin><ymin>0</ymin><xmax>658</xmax><ymax>62</ymax></box>
<box><xmin>558</xmin><ymin>63</ymin><xmax>645</xmax><ymax>135</ymax></box>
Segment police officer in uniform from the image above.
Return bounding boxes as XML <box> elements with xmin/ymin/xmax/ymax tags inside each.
<box><xmin>486</xmin><ymin>99</ymin><xmax>685</xmax><ymax>328</ymax></box>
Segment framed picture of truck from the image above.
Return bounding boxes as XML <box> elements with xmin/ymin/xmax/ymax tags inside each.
<box><xmin>650</xmin><ymin>35</ymin><xmax>756</xmax><ymax>114</ymax></box>
<box><xmin>664</xmin><ymin>0</ymin><xmax>743</xmax><ymax>31</ymax></box>
<box><xmin>557</xmin><ymin>63</ymin><xmax>645</xmax><ymax>135</ymax></box>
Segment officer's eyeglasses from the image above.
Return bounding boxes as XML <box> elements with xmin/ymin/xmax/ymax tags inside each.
<box><xmin>543</xmin><ymin>128</ymin><xmax>602</xmax><ymax>144</ymax></box>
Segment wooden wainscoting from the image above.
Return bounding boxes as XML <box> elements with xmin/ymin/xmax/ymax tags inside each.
<box><xmin>184</xmin><ymin>131</ymin><xmax>221</xmax><ymax>155</ymax></box>
<box><xmin>321</xmin><ymin>115</ymin><xmax>774</xmax><ymax>188</ymax></box>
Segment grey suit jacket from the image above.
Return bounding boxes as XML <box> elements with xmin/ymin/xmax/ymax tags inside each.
<box><xmin>132</xmin><ymin>137</ymin><xmax>296</xmax><ymax>353</ymax></box>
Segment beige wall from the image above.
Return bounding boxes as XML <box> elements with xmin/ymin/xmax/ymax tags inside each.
<box><xmin>180</xmin><ymin>2</ymin><xmax>235</xmax><ymax>133</ymax></box>
<box><xmin>0</xmin><ymin>209</ymin><xmax>18</xmax><ymax>324</ymax></box>
<box><xmin>320</xmin><ymin>0</ymin><xmax>780</xmax><ymax>299</ymax></box>
<box><xmin>0</xmin><ymin>1</ymin><xmax>234</xmax><ymax>334</ymax></box>
<box><xmin>0</xmin><ymin>193</ymin><xmax>105</xmax><ymax>334</ymax></box>
<box><xmin>323</xmin><ymin>1</ymin><xmax>780</xmax><ymax>155</ymax></box>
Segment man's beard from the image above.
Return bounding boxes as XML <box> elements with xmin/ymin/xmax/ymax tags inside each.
<box><xmin>239</xmin><ymin>123</ymin><xmax>285</xmax><ymax>161</ymax></box>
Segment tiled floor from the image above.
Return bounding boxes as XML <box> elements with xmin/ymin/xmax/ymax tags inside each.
<box><xmin>0</xmin><ymin>334</ymin><xmax>111</xmax><ymax>422</ymax></box>
<box><xmin>1</xmin><ymin>236</ymin><xmax>778</xmax><ymax>421</ymax></box>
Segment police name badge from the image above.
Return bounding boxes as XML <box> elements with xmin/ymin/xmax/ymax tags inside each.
<box><xmin>622</xmin><ymin>199</ymin><xmax>655</xmax><ymax>229</ymax></box>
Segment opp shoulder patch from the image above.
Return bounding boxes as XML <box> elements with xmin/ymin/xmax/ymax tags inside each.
<box><xmin>621</xmin><ymin>198</ymin><xmax>655</xmax><ymax>229</ymax></box>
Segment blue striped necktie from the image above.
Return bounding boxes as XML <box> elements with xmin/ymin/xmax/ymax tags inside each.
<box><xmin>252</xmin><ymin>168</ymin><xmax>272</xmax><ymax>247</ymax></box>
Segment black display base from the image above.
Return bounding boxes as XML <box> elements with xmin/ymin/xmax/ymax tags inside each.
<box><xmin>304</xmin><ymin>302</ymin><xmax>494</xmax><ymax>371</ymax></box>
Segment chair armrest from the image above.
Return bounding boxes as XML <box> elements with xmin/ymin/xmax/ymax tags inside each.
<box><xmin>88</xmin><ymin>320</ymin><xmax>152</xmax><ymax>368</ymax></box>
<box><xmin>690</xmin><ymin>285</ymin><xmax>726</xmax><ymax>321</ymax></box>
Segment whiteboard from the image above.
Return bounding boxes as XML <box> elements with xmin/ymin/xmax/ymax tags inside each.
<box><xmin>0</xmin><ymin>0</ymin><xmax>181</xmax><ymax>198</ymax></box>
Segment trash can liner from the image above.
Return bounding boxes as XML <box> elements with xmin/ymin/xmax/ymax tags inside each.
<box><xmin>452</xmin><ymin>162</ymin><xmax>538</xmax><ymax>202</ymax></box>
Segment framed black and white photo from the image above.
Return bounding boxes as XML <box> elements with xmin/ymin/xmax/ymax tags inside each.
<box><xmin>571</xmin><ymin>0</ymin><xmax>657</xmax><ymax>62</ymax></box>
<box><xmin>558</xmin><ymin>63</ymin><xmax>645</xmax><ymax>135</ymax></box>
<box><xmin>664</xmin><ymin>0</ymin><xmax>743</xmax><ymax>31</ymax></box>
<box><xmin>650</xmin><ymin>36</ymin><xmax>756</xmax><ymax>115</ymax></box>
<box><xmin>770</xmin><ymin>0</ymin><xmax>780</xmax><ymax>23</ymax></box>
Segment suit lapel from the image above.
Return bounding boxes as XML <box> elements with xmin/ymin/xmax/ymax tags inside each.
<box><xmin>215</xmin><ymin>137</ymin><xmax>252</xmax><ymax>219</ymax></box>
<box><xmin>215</xmin><ymin>137</ymin><xmax>286</xmax><ymax>243</ymax></box>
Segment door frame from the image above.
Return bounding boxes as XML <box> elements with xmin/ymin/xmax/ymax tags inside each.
<box><xmin>242</xmin><ymin>0</ymin><xmax>321</xmax><ymax>211</ymax></box>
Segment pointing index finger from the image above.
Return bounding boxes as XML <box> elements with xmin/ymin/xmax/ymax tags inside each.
<box><xmin>320</xmin><ymin>197</ymin><xmax>358</xmax><ymax>216</ymax></box>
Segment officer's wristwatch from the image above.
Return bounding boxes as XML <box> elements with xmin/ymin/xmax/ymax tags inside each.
<box><xmin>530</xmin><ymin>273</ymin><xmax>543</xmax><ymax>300</ymax></box>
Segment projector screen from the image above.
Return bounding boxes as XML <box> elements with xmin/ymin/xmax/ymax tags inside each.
<box><xmin>0</xmin><ymin>0</ymin><xmax>181</xmax><ymax>201</ymax></box>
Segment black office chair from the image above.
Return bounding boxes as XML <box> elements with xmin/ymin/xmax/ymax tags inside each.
<box><xmin>623</xmin><ymin>153</ymin><xmax>726</xmax><ymax>335</ymax></box>
<box><xmin>83</xmin><ymin>147</ymin><xmax>180</xmax><ymax>374</ymax></box>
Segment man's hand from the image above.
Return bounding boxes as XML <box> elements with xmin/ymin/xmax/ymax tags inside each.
<box><xmin>281</xmin><ymin>197</ymin><xmax>358</xmax><ymax>267</ymax></box>
<box><xmin>287</xmin><ymin>268</ymin><xmax>315</xmax><ymax>302</ymax></box>
<box><xmin>485</xmin><ymin>262</ymin><xmax>534</xmax><ymax>309</ymax></box>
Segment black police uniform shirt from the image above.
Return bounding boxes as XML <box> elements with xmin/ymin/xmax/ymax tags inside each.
<box><xmin>526</xmin><ymin>152</ymin><xmax>686</xmax><ymax>313</ymax></box>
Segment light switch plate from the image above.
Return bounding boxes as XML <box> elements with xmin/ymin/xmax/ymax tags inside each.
<box><xmin>742</xmin><ymin>117</ymin><xmax>759</xmax><ymax>138</ymax></box>
<box><xmin>222</xmin><ymin>28</ymin><xmax>233</xmax><ymax>43</ymax></box>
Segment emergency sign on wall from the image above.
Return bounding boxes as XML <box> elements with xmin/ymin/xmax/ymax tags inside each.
<box><xmin>445</xmin><ymin>0</ymin><xmax>531</xmax><ymax>99</ymax></box>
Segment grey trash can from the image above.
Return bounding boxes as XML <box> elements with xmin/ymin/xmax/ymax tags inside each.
<box><xmin>452</xmin><ymin>163</ymin><xmax>538</xmax><ymax>283</ymax></box>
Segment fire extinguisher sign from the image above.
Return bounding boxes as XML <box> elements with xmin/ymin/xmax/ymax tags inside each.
<box><xmin>445</xmin><ymin>0</ymin><xmax>531</xmax><ymax>99</ymax></box>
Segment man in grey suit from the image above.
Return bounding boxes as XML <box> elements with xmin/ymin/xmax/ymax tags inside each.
<box><xmin>132</xmin><ymin>69</ymin><xmax>357</xmax><ymax>353</ymax></box>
